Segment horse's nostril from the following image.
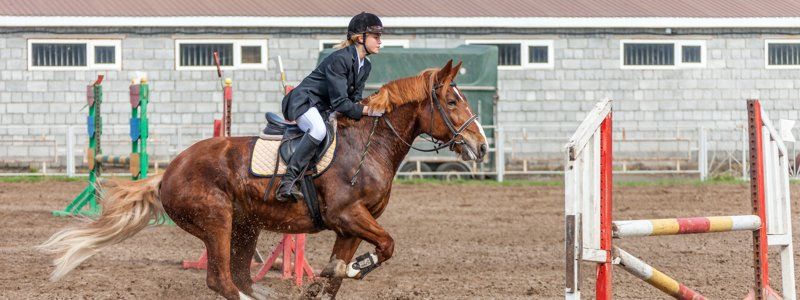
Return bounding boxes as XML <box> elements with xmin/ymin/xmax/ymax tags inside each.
<box><xmin>480</xmin><ymin>143</ymin><xmax>488</xmax><ymax>156</ymax></box>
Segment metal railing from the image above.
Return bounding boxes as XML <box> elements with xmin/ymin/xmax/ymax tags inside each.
<box><xmin>1</xmin><ymin>122</ymin><xmax>797</xmax><ymax>181</ymax></box>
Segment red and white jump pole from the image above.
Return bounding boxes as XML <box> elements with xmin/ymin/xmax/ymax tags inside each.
<box><xmin>564</xmin><ymin>99</ymin><xmax>796</xmax><ymax>300</ymax></box>
<box><xmin>251</xmin><ymin>233</ymin><xmax>315</xmax><ymax>285</ymax></box>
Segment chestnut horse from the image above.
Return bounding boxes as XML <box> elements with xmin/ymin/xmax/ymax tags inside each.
<box><xmin>39</xmin><ymin>60</ymin><xmax>487</xmax><ymax>299</ymax></box>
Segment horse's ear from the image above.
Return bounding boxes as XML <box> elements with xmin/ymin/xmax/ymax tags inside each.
<box><xmin>437</xmin><ymin>59</ymin><xmax>453</xmax><ymax>83</ymax></box>
<box><xmin>449</xmin><ymin>60</ymin><xmax>463</xmax><ymax>80</ymax></box>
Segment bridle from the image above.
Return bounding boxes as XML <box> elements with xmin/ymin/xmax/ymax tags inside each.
<box><xmin>349</xmin><ymin>79</ymin><xmax>479</xmax><ymax>185</ymax></box>
<box><xmin>384</xmin><ymin>81</ymin><xmax>479</xmax><ymax>152</ymax></box>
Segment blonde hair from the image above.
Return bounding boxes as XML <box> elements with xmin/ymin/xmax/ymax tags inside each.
<box><xmin>334</xmin><ymin>35</ymin><xmax>360</xmax><ymax>49</ymax></box>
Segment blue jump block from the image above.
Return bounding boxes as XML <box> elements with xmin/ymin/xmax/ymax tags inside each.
<box><xmin>87</xmin><ymin>116</ymin><xmax>95</xmax><ymax>137</ymax></box>
<box><xmin>130</xmin><ymin>118</ymin><xmax>140</xmax><ymax>141</ymax></box>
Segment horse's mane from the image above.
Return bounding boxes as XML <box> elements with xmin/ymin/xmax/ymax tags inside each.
<box><xmin>362</xmin><ymin>68</ymin><xmax>437</xmax><ymax>112</ymax></box>
<box><xmin>337</xmin><ymin>68</ymin><xmax>439</xmax><ymax>127</ymax></box>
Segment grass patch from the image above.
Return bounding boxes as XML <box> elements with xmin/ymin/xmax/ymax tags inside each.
<box><xmin>613</xmin><ymin>174</ymin><xmax>749</xmax><ymax>187</ymax></box>
<box><xmin>396</xmin><ymin>174</ymin><xmax>755</xmax><ymax>188</ymax></box>
<box><xmin>615</xmin><ymin>176</ymin><xmax>746</xmax><ymax>187</ymax></box>
<box><xmin>0</xmin><ymin>175</ymin><xmax>85</xmax><ymax>183</ymax></box>
<box><xmin>394</xmin><ymin>178</ymin><xmax>562</xmax><ymax>187</ymax></box>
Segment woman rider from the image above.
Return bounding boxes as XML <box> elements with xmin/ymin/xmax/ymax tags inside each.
<box><xmin>277</xmin><ymin>12</ymin><xmax>385</xmax><ymax>202</ymax></box>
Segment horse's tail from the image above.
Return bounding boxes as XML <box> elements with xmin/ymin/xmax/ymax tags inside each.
<box><xmin>37</xmin><ymin>174</ymin><xmax>165</xmax><ymax>281</ymax></box>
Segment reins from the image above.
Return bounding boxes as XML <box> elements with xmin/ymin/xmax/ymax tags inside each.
<box><xmin>349</xmin><ymin>79</ymin><xmax>478</xmax><ymax>185</ymax></box>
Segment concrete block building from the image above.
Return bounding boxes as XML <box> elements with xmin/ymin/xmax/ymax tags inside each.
<box><xmin>2</xmin><ymin>0</ymin><xmax>800</xmax><ymax>173</ymax></box>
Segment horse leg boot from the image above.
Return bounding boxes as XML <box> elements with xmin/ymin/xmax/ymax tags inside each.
<box><xmin>276</xmin><ymin>134</ymin><xmax>320</xmax><ymax>202</ymax></box>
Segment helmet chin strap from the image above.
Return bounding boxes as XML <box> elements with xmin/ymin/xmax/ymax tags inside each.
<box><xmin>359</xmin><ymin>32</ymin><xmax>373</xmax><ymax>56</ymax></box>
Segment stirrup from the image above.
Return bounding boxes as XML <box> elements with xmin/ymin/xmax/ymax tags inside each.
<box><xmin>276</xmin><ymin>181</ymin><xmax>302</xmax><ymax>202</ymax></box>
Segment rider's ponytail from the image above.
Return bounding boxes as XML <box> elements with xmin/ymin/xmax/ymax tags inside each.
<box><xmin>334</xmin><ymin>35</ymin><xmax>360</xmax><ymax>49</ymax></box>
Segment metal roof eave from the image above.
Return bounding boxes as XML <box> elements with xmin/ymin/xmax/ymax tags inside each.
<box><xmin>2</xmin><ymin>16</ymin><xmax>800</xmax><ymax>28</ymax></box>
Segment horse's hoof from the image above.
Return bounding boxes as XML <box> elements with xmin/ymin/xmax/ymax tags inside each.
<box><xmin>320</xmin><ymin>259</ymin><xmax>347</xmax><ymax>278</ymax></box>
<box><xmin>303</xmin><ymin>281</ymin><xmax>325</xmax><ymax>299</ymax></box>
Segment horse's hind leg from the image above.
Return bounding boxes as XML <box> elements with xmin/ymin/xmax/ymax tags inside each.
<box><xmin>197</xmin><ymin>201</ymin><xmax>243</xmax><ymax>299</ymax></box>
<box><xmin>230</xmin><ymin>221</ymin><xmax>259</xmax><ymax>296</ymax></box>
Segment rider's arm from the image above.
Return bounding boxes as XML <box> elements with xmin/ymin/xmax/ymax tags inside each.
<box><xmin>325</xmin><ymin>56</ymin><xmax>364</xmax><ymax>120</ymax></box>
<box><xmin>353</xmin><ymin>75</ymin><xmax>366</xmax><ymax>104</ymax></box>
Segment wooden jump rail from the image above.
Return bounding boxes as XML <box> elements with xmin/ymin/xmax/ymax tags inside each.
<box><xmin>614</xmin><ymin>246</ymin><xmax>706</xmax><ymax>299</ymax></box>
<box><xmin>53</xmin><ymin>75</ymin><xmax>149</xmax><ymax>217</ymax></box>
<box><xmin>564</xmin><ymin>99</ymin><xmax>796</xmax><ymax>300</ymax></box>
<box><xmin>613</xmin><ymin>215</ymin><xmax>762</xmax><ymax>238</ymax></box>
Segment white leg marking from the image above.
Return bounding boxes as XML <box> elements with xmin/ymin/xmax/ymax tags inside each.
<box><xmin>239</xmin><ymin>291</ymin><xmax>255</xmax><ymax>300</ymax></box>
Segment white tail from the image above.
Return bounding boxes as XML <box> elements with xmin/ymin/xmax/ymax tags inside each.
<box><xmin>38</xmin><ymin>174</ymin><xmax>165</xmax><ymax>281</ymax></box>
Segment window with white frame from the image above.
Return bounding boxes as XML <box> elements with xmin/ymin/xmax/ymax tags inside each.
<box><xmin>318</xmin><ymin>39</ymin><xmax>410</xmax><ymax>51</ymax></box>
<box><xmin>381</xmin><ymin>39</ymin><xmax>410</xmax><ymax>49</ymax></box>
<box><xmin>765</xmin><ymin>40</ymin><xmax>800</xmax><ymax>69</ymax></box>
<box><xmin>620</xmin><ymin>40</ymin><xmax>706</xmax><ymax>69</ymax></box>
<box><xmin>319</xmin><ymin>40</ymin><xmax>339</xmax><ymax>51</ymax></box>
<box><xmin>175</xmin><ymin>39</ymin><xmax>267</xmax><ymax>70</ymax></box>
<box><xmin>28</xmin><ymin>39</ymin><xmax>121</xmax><ymax>70</ymax></box>
<box><xmin>465</xmin><ymin>40</ymin><xmax>554</xmax><ymax>69</ymax></box>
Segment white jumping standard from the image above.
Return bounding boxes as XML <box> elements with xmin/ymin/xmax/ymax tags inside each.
<box><xmin>564</xmin><ymin>99</ymin><xmax>796</xmax><ymax>300</ymax></box>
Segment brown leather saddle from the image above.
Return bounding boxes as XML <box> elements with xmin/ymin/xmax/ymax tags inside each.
<box><xmin>261</xmin><ymin>112</ymin><xmax>336</xmax><ymax>170</ymax></box>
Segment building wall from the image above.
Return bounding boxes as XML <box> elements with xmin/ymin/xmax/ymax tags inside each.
<box><xmin>1</xmin><ymin>27</ymin><xmax>800</xmax><ymax>167</ymax></box>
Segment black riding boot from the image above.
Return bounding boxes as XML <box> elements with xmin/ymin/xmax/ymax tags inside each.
<box><xmin>276</xmin><ymin>134</ymin><xmax>321</xmax><ymax>202</ymax></box>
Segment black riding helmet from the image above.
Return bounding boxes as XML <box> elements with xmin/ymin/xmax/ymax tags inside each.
<box><xmin>347</xmin><ymin>12</ymin><xmax>383</xmax><ymax>55</ymax></box>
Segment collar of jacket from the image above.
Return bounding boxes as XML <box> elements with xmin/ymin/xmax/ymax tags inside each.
<box><xmin>347</xmin><ymin>44</ymin><xmax>358</xmax><ymax>62</ymax></box>
<box><xmin>348</xmin><ymin>44</ymin><xmax>371</xmax><ymax>63</ymax></box>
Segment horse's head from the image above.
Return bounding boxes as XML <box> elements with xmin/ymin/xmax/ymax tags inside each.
<box><xmin>419</xmin><ymin>60</ymin><xmax>489</xmax><ymax>162</ymax></box>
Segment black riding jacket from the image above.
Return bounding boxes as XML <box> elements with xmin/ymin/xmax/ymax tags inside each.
<box><xmin>281</xmin><ymin>44</ymin><xmax>370</xmax><ymax>121</ymax></box>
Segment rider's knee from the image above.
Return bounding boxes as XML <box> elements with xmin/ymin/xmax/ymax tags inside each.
<box><xmin>308</xmin><ymin>124</ymin><xmax>326</xmax><ymax>141</ymax></box>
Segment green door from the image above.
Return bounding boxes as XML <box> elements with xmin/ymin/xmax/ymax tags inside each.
<box><xmin>319</xmin><ymin>45</ymin><xmax>499</xmax><ymax>176</ymax></box>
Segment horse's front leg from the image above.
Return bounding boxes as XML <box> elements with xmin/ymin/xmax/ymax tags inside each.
<box><xmin>327</xmin><ymin>204</ymin><xmax>395</xmax><ymax>279</ymax></box>
<box><xmin>314</xmin><ymin>235</ymin><xmax>362</xmax><ymax>298</ymax></box>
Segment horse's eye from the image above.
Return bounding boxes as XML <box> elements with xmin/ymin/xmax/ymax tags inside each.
<box><xmin>447</xmin><ymin>101</ymin><xmax>457</xmax><ymax>108</ymax></box>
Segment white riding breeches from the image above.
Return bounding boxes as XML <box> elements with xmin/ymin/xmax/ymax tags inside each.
<box><xmin>297</xmin><ymin>107</ymin><xmax>327</xmax><ymax>141</ymax></box>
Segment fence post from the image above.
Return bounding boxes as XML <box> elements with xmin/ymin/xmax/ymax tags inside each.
<box><xmin>66</xmin><ymin>126</ymin><xmax>76</xmax><ymax>177</ymax></box>
<box><xmin>742</xmin><ymin>126</ymin><xmax>748</xmax><ymax>180</ymax></box>
<box><xmin>699</xmin><ymin>127</ymin><xmax>708</xmax><ymax>181</ymax></box>
<box><xmin>495</xmin><ymin>125</ymin><xmax>504</xmax><ymax>182</ymax></box>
